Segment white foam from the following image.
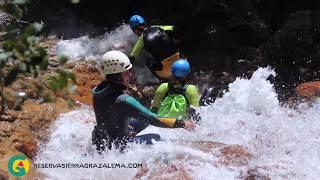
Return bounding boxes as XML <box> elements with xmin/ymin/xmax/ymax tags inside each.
<box><xmin>56</xmin><ymin>24</ymin><xmax>137</xmax><ymax>61</ymax></box>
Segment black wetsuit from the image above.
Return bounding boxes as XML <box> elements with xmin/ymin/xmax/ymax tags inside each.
<box><xmin>200</xmin><ymin>85</ymin><xmax>229</xmax><ymax>106</ymax></box>
<box><xmin>143</xmin><ymin>26</ymin><xmax>178</xmax><ymax>65</ymax></box>
<box><xmin>130</xmin><ymin>26</ymin><xmax>181</xmax><ymax>80</ymax></box>
<box><xmin>92</xmin><ymin>80</ymin><xmax>185</xmax><ymax>152</ymax></box>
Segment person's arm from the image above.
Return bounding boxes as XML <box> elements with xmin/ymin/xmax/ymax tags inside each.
<box><xmin>185</xmin><ymin>85</ymin><xmax>200</xmax><ymax>107</ymax></box>
<box><xmin>129</xmin><ymin>35</ymin><xmax>144</xmax><ymax>62</ymax></box>
<box><xmin>151</xmin><ymin>83</ymin><xmax>169</xmax><ymax>113</ymax></box>
<box><xmin>116</xmin><ymin>94</ymin><xmax>185</xmax><ymax>128</ymax></box>
<box><xmin>185</xmin><ymin>85</ymin><xmax>201</xmax><ymax>123</ymax></box>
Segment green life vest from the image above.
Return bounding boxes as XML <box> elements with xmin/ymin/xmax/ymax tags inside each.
<box><xmin>157</xmin><ymin>84</ymin><xmax>189</xmax><ymax>119</ymax></box>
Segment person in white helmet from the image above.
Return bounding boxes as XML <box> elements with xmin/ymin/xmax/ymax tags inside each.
<box><xmin>92</xmin><ymin>50</ymin><xmax>195</xmax><ymax>152</ymax></box>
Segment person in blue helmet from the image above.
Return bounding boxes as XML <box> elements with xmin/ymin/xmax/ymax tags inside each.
<box><xmin>128</xmin><ymin>15</ymin><xmax>183</xmax><ymax>80</ymax></box>
<box><xmin>151</xmin><ymin>59</ymin><xmax>201</xmax><ymax>122</ymax></box>
<box><xmin>91</xmin><ymin>51</ymin><xmax>195</xmax><ymax>152</ymax></box>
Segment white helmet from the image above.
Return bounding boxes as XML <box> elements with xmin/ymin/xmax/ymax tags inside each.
<box><xmin>101</xmin><ymin>50</ymin><xmax>132</xmax><ymax>74</ymax></box>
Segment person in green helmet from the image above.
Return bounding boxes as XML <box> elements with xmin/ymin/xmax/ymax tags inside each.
<box><xmin>151</xmin><ymin>59</ymin><xmax>201</xmax><ymax>122</ymax></box>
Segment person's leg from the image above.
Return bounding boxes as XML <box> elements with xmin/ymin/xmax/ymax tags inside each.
<box><xmin>128</xmin><ymin>118</ymin><xmax>149</xmax><ymax>136</ymax></box>
<box><xmin>200</xmin><ymin>87</ymin><xmax>215</xmax><ymax>106</ymax></box>
<box><xmin>200</xmin><ymin>85</ymin><xmax>228</xmax><ymax>106</ymax></box>
<box><xmin>92</xmin><ymin>126</ymin><xmax>111</xmax><ymax>152</ymax></box>
<box><xmin>189</xmin><ymin>107</ymin><xmax>201</xmax><ymax>124</ymax></box>
<box><xmin>129</xmin><ymin>134</ymin><xmax>161</xmax><ymax>145</ymax></box>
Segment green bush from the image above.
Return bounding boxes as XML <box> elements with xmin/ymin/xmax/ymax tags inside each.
<box><xmin>0</xmin><ymin>0</ymin><xmax>76</xmax><ymax>113</ymax></box>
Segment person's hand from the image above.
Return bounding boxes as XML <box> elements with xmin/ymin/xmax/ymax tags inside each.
<box><xmin>184</xmin><ymin>120</ymin><xmax>196</xmax><ymax>131</ymax></box>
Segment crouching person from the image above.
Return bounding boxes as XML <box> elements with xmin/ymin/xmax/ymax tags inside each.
<box><xmin>92</xmin><ymin>51</ymin><xmax>195</xmax><ymax>152</ymax></box>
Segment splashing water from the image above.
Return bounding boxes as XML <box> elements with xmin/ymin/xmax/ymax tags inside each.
<box><xmin>35</xmin><ymin>67</ymin><xmax>320</xmax><ymax>179</ymax></box>
<box><xmin>56</xmin><ymin>24</ymin><xmax>158</xmax><ymax>85</ymax></box>
<box><xmin>56</xmin><ymin>24</ymin><xmax>137</xmax><ymax>61</ymax></box>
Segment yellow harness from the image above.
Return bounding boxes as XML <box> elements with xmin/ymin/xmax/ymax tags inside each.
<box><xmin>155</xmin><ymin>52</ymin><xmax>180</xmax><ymax>79</ymax></box>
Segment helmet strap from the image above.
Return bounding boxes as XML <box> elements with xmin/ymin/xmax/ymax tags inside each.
<box><xmin>172</xmin><ymin>76</ymin><xmax>187</xmax><ymax>83</ymax></box>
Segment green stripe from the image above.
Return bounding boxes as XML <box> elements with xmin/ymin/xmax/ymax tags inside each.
<box><xmin>154</xmin><ymin>25</ymin><xmax>175</xmax><ymax>31</ymax></box>
<box><xmin>130</xmin><ymin>35</ymin><xmax>144</xmax><ymax>59</ymax></box>
<box><xmin>125</xmin><ymin>96</ymin><xmax>157</xmax><ymax>118</ymax></box>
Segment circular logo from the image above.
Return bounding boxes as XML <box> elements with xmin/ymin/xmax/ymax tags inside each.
<box><xmin>8</xmin><ymin>155</ymin><xmax>30</xmax><ymax>176</ymax></box>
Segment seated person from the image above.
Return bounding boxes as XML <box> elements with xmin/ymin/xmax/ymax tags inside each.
<box><xmin>151</xmin><ymin>59</ymin><xmax>201</xmax><ymax>122</ymax></box>
<box><xmin>91</xmin><ymin>51</ymin><xmax>195</xmax><ymax>152</ymax></box>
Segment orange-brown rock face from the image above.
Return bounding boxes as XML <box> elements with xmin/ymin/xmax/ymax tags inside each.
<box><xmin>70</xmin><ymin>62</ymin><xmax>103</xmax><ymax>106</ymax></box>
<box><xmin>14</xmin><ymin>139</ymin><xmax>38</xmax><ymax>159</ymax></box>
<box><xmin>295</xmin><ymin>81</ymin><xmax>320</xmax><ymax>99</ymax></box>
<box><xmin>0</xmin><ymin>98</ymin><xmax>71</xmax><ymax>176</ymax></box>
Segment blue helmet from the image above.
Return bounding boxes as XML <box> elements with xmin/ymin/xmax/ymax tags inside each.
<box><xmin>129</xmin><ymin>15</ymin><xmax>145</xmax><ymax>30</ymax></box>
<box><xmin>171</xmin><ymin>59</ymin><xmax>190</xmax><ymax>78</ymax></box>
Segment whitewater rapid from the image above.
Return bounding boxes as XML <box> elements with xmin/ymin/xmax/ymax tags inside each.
<box><xmin>35</xmin><ymin>67</ymin><xmax>320</xmax><ymax>179</ymax></box>
<box><xmin>56</xmin><ymin>24</ymin><xmax>136</xmax><ymax>60</ymax></box>
<box><xmin>56</xmin><ymin>24</ymin><xmax>159</xmax><ymax>85</ymax></box>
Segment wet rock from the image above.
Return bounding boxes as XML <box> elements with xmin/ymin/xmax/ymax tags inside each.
<box><xmin>295</xmin><ymin>81</ymin><xmax>320</xmax><ymax>99</ymax></box>
<box><xmin>0</xmin><ymin>110</ymin><xmax>18</xmax><ymax>122</ymax></box>
<box><xmin>134</xmin><ymin>166</ymin><xmax>149</xmax><ymax>179</ymax></box>
<box><xmin>0</xmin><ymin>169</ymin><xmax>9</xmax><ymax>180</ymax></box>
<box><xmin>17</xmin><ymin>99</ymin><xmax>70</xmax><ymax>132</ymax></box>
<box><xmin>40</xmin><ymin>37</ymin><xmax>58</xmax><ymax>56</ymax></box>
<box><xmin>3</xmin><ymin>76</ymin><xmax>47</xmax><ymax>110</ymax></box>
<box><xmin>183</xmin><ymin>141</ymin><xmax>251</xmax><ymax>166</ymax></box>
<box><xmin>135</xmin><ymin>141</ymin><xmax>252</xmax><ymax>179</ymax></box>
<box><xmin>14</xmin><ymin>139</ymin><xmax>38</xmax><ymax>159</ymax></box>
<box><xmin>0</xmin><ymin>114</ymin><xmax>15</xmax><ymax>122</ymax></box>
<box><xmin>3</xmin><ymin>88</ymin><xmax>24</xmax><ymax>111</ymax></box>
<box><xmin>0</xmin><ymin>121</ymin><xmax>16</xmax><ymax>138</ymax></box>
<box><xmin>141</xmin><ymin>86</ymin><xmax>157</xmax><ymax>105</ymax></box>
<box><xmin>219</xmin><ymin>145</ymin><xmax>251</xmax><ymax>166</ymax></box>
<box><xmin>135</xmin><ymin>159</ymin><xmax>192</xmax><ymax>180</ymax></box>
<box><xmin>242</xmin><ymin>168</ymin><xmax>271</xmax><ymax>180</ymax></box>
<box><xmin>126</xmin><ymin>84</ymin><xmax>157</xmax><ymax>107</ymax></box>
<box><xmin>10</xmin><ymin>136</ymin><xmax>37</xmax><ymax>159</ymax></box>
<box><xmin>127</xmin><ymin>84</ymin><xmax>144</xmax><ymax>99</ymax></box>
<box><xmin>0</xmin><ymin>98</ymin><xmax>71</xmax><ymax>162</ymax></box>
<box><xmin>0</xmin><ymin>148</ymin><xmax>6</xmax><ymax>158</ymax></box>
<box><xmin>69</xmin><ymin>62</ymin><xmax>103</xmax><ymax>105</ymax></box>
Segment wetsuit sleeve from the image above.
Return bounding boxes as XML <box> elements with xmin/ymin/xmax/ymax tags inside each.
<box><xmin>185</xmin><ymin>85</ymin><xmax>200</xmax><ymax>107</ymax></box>
<box><xmin>151</xmin><ymin>83</ymin><xmax>169</xmax><ymax>111</ymax></box>
<box><xmin>130</xmin><ymin>35</ymin><xmax>144</xmax><ymax>60</ymax></box>
<box><xmin>116</xmin><ymin>94</ymin><xmax>185</xmax><ymax>128</ymax></box>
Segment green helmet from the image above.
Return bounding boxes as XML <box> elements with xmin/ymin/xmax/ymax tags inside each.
<box><xmin>158</xmin><ymin>94</ymin><xmax>188</xmax><ymax>119</ymax></box>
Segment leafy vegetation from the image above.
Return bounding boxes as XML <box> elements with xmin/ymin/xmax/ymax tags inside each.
<box><xmin>0</xmin><ymin>0</ymin><xmax>76</xmax><ymax>113</ymax></box>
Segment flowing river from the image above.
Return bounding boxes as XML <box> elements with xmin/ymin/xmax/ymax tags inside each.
<box><xmin>35</xmin><ymin>25</ymin><xmax>320</xmax><ymax>180</ymax></box>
